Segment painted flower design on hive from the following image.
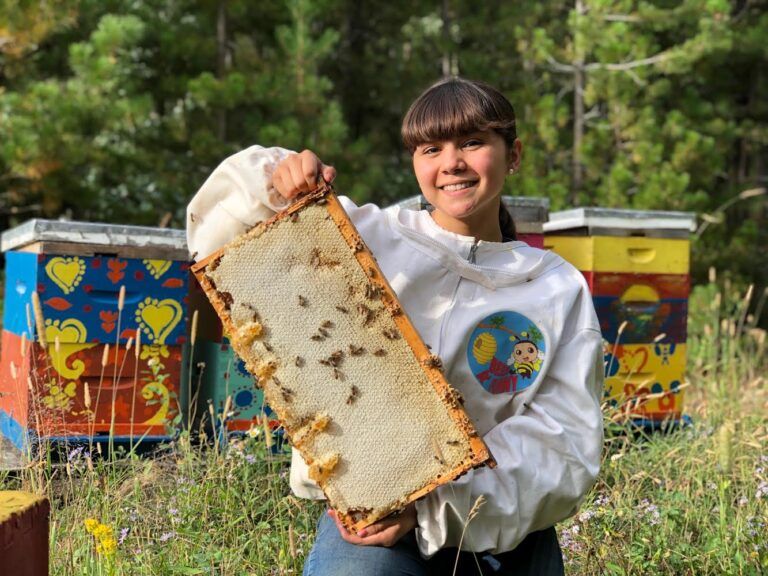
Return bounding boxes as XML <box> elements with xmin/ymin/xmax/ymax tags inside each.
<box><xmin>142</xmin><ymin>259</ymin><xmax>172</xmax><ymax>280</ymax></box>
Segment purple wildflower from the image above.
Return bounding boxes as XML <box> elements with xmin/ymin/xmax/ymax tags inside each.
<box><xmin>118</xmin><ymin>527</ymin><xmax>130</xmax><ymax>545</ymax></box>
<box><xmin>159</xmin><ymin>531</ymin><xmax>176</xmax><ymax>543</ymax></box>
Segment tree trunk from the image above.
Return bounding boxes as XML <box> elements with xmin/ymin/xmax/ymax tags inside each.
<box><xmin>571</xmin><ymin>0</ymin><xmax>586</xmax><ymax>205</ymax></box>
<box><xmin>216</xmin><ymin>0</ymin><xmax>229</xmax><ymax>142</ymax></box>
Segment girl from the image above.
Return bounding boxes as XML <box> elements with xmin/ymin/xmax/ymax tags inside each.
<box><xmin>187</xmin><ymin>77</ymin><xmax>604</xmax><ymax>575</ymax></box>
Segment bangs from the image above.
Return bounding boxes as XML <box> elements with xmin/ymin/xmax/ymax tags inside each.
<box><xmin>402</xmin><ymin>78</ymin><xmax>517</xmax><ymax>152</ymax></box>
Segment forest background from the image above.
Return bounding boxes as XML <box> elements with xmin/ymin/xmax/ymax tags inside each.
<box><xmin>0</xmin><ymin>0</ymin><xmax>766</xmax><ymax>291</ymax></box>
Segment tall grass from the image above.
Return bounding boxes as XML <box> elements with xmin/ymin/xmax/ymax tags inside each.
<box><xmin>1</xmin><ymin>272</ymin><xmax>766</xmax><ymax>575</ymax></box>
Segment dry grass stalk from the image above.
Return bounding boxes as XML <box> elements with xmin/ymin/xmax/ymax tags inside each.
<box><xmin>31</xmin><ymin>292</ymin><xmax>47</xmax><ymax>347</ymax></box>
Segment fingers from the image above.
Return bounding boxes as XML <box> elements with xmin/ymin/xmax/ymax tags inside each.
<box><xmin>321</xmin><ymin>163</ymin><xmax>336</xmax><ymax>183</ymax></box>
<box><xmin>328</xmin><ymin>510</ymin><xmax>409</xmax><ymax>548</ymax></box>
<box><xmin>272</xmin><ymin>150</ymin><xmax>334</xmax><ymax>201</ymax></box>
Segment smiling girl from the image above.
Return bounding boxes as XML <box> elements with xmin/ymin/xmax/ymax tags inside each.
<box><xmin>187</xmin><ymin>77</ymin><xmax>604</xmax><ymax>575</ymax></box>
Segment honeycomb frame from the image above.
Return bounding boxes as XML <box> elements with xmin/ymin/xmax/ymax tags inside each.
<box><xmin>192</xmin><ymin>183</ymin><xmax>494</xmax><ymax>532</ymax></box>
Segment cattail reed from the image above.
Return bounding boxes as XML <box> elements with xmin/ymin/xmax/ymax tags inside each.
<box><xmin>125</xmin><ymin>337</ymin><xmax>134</xmax><ymax>352</ymax></box>
<box><xmin>135</xmin><ymin>329</ymin><xmax>141</xmax><ymax>359</ymax></box>
<box><xmin>101</xmin><ymin>345</ymin><xmax>110</xmax><ymax>367</ymax></box>
<box><xmin>223</xmin><ymin>395</ymin><xmax>233</xmax><ymax>422</ymax></box>
<box><xmin>20</xmin><ymin>333</ymin><xmax>27</xmax><ymax>357</ymax></box>
<box><xmin>288</xmin><ymin>524</ymin><xmax>297</xmax><ymax>558</ymax></box>
<box><xmin>117</xmin><ymin>286</ymin><xmax>126</xmax><ymax>311</ymax></box>
<box><xmin>31</xmin><ymin>292</ymin><xmax>46</xmax><ymax>347</ymax></box>
<box><xmin>84</xmin><ymin>382</ymin><xmax>92</xmax><ymax>410</ymax></box>
<box><xmin>653</xmin><ymin>333</ymin><xmax>667</xmax><ymax>343</ymax></box>
<box><xmin>10</xmin><ymin>362</ymin><xmax>17</xmax><ymax>380</ymax></box>
<box><xmin>717</xmin><ymin>422</ymin><xmax>734</xmax><ymax>474</ymax></box>
<box><xmin>263</xmin><ymin>417</ymin><xmax>273</xmax><ymax>450</ymax></box>
<box><xmin>190</xmin><ymin>310</ymin><xmax>199</xmax><ymax>346</ymax></box>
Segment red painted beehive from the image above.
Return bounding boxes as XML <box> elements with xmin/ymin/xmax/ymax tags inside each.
<box><xmin>0</xmin><ymin>220</ymin><xmax>190</xmax><ymax>452</ymax></box>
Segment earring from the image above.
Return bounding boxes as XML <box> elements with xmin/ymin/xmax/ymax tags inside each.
<box><xmin>508</xmin><ymin>168</ymin><xmax>515</xmax><ymax>175</ymax></box>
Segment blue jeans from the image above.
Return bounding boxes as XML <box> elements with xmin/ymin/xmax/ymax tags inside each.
<box><xmin>302</xmin><ymin>512</ymin><xmax>564</xmax><ymax>576</ymax></box>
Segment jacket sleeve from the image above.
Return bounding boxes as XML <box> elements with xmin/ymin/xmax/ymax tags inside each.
<box><xmin>186</xmin><ymin>145</ymin><xmax>294</xmax><ymax>259</ymax></box>
<box><xmin>414</xmin><ymin>314</ymin><xmax>604</xmax><ymax>556</ymax></box>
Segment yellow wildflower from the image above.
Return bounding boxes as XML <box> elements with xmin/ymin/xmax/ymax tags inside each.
<box><xmin>84</xmin><ymin>518</ymin><xmax>99</xmax><ymax>533</ymax></box>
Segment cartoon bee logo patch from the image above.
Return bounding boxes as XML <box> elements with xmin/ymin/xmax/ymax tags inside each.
<box><xmin>467</xmin><ymin>311</ymin><xmax>547</xmax><ymax>394</ymax></box>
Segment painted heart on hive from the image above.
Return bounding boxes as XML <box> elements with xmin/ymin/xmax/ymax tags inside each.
<box><xmin>45</xmin><ymin>257</ymin><xmax>86</xmax><ymax>295</ymax></box>
<box><xmin>143</xmin><ymin>259</ymin><xmax>172</xmax><ymax>279</ymax></box>
<box><xmin>45</xmin><ymin>318</ymin><xmax>88</xmax><ymax>344</ymax></box>
<box><xmin>136</xmin><ymin>297</ymin><xmax>183</xmax><ymax>344</ymax></box>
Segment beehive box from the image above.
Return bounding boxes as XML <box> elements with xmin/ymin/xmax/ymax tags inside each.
<box><xmin>0</xmin><ymin>220</ymin><xmax>189</xmax><ymax>451</ymax></box>
<box><xmin>193</xmin><ymin>186</ymin><xmax>493</xmax><ymax>532</ymax></box>
<box><xmin>0</xmin><ymin>491</ymin><xmax>49</xmax><ymax>576</ymax></box>
<box><xmin>394</xmin><ymin>195</ymin><xmax>550</xmax><ymax>247</ymax></box>
<box><xmin>544</xmin><ymin>208</ymin><xmax>696</xmax><ymax>423</ymax></box>
<box><xmin>186</xmin><ymin>338</ymin><xmax>279</xmax><ymax>432</ymax></box>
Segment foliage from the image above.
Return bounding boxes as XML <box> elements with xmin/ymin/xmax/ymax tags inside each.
<box><xmin>0</xmin><ymin>274</ymin><xmax>765</xmax><ymax>574</ymax></box>
<box><xmin>0</xmin><ymin>0</ymin><xmax>766</xmax><ymax>288</ymax></box>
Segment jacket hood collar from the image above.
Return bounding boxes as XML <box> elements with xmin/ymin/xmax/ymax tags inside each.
<box><xmin>384</xmin><ymin>206</ymin><xmax>564</xmax><ymax>289</ymax></box>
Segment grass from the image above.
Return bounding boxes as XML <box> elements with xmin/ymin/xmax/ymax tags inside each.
<box><xmin>1</xmin><ymin>272</ymin><xmax>766</xmax><ymax>575</ymax></box>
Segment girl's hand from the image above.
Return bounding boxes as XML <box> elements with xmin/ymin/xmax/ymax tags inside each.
<box><xmin>328</xmin><ymin>505</ymin><xmax>417</xmax><ymax>548</ymax></box>
<box><xmin>272</xmin><ymin>149</ymin><xmax>336</xmax><ymax>201</ymax></box>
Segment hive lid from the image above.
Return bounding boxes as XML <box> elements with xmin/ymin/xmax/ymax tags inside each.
<box><xmin>0</xmin><ymin>491</ymin><xmax>48</xmax><ymax>524</ymax></box>
<box><xmin>544</xmin><ymin>208</ymin><xmax>696</xmax><ymax>236</ymax></box>
<box><xmin>393</xmin><ymin>195</ymin><xmax>550</xmax><ymax>223</ymax></box>
<box><xmin>1</xmin><ymin>219</ymin><xmax>188</xmax><ymax>257</ymax></box>
<box><xmin>193</xmin><ymin>184</ymin><xmax>494</xmax><ymax>533</ymax></box>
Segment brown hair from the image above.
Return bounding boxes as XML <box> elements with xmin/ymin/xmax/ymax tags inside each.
<box><xmin>401</xmin><ymin>77</ymin><xmax>517</xmax><ymax>153</ymax></box>
<box><xmin>402</xmin><ymin>77</ymin><xmax>518</xmax><ymax>241</ymax></box>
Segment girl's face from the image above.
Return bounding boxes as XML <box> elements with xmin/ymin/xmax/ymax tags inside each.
<box><xmin>412</xmin><ymin>130</ymin><xmax>520</xmax><ymax>238</ymax></box>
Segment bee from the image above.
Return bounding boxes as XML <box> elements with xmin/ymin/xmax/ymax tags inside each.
<box><xmin>218</xmin><ymin>291</ymin><xmax>234</xmax><ymax>311</ymax></box>
<box><xmin>317</xmin><ymin>197</ymin><xmax>328</xmax><ymax>205</ymax></box>
<box><xmin>290</xmin><ymin>212</ymin><xmax>299</xmax><ymax>223</ymax></box>
<box><xmin>332</xmin><ymin>368</ymin><xmax>343</xmax><ymax>380</ymax></box>
<box><xmin>310</xmin><ymin>335</ymin><xmax>324</xmax><ymax>342</ymax></box>
<box><xmin>321</xmin><ymin>321</ymin><xmax>334</xmax><ymax>329</ymax></box>
<box><xmin>422</xmin><ymin>355</ymin><xmax>443</xmax><ymax>370</ymax></box>
<box><xmin>367</xmin><ymin>266</ymin><xmax>376</xmax><ymax>278</ymax></box>
<box><xmin>357</xmin><ymin>304</ymin><xmax>375</xmax><ymax>326</ymax></box>
<box><xmin>365</xmin><ymin>283</ymin><xmax>381</xmax><ymax>300</ymax></box>
<box><xmin>295</xmin><ymin>356</ymin><xmax>304</xmax><ymax>367</ymax></box>
<box><xmin>190</xmin><ymin>212</ymin><xmax>198</xmax><ymax>223</ymax></box>
<box><xmin>209</xmin><ymin>256</ymin><xmax>222</xmax><ymax>272</ymax></box>
<box><xmin>382</xmin><ymin>328</ymin><xmax>400</xmax><ymax>340</ymax></box>
<box><xmin>352</xmin><ymin>239</ymin><xmax>365</xmax><ymax>252</ymax></box>
<box><xmin>348</xmin><ymin>344</ymin><xmax>365</xmax><ymax>356</ymax></box>
<box><xmin>329</xmin><ymin>350</ymin><xmax>344</xmax><ymax>366</ymax></box>
<box><xmin>190</xmin><ymin>251</ymin><xmax>199</xmax><ymax>260</ymax></box>
<box><xmin>318</xmin><ymin>327</ymin><xmax>330</xmax><ymax>338</ymax></box>
<box><xmin>335</xmin><ymin>305</ymin><xmax>349</xmax><ymax>314</ymax></box>
<box><xmin>373</xmin><ymin>349</ymin><xmax>387</xmax><ymax>357</ymax></box>
<box><xmin>346</xmin><ymin>385</ymin><xmax>360</xmax><ymax>405</ymax></box>
<box><xmin>298</xmin><ymin>295</ymin><xmax>308</xmax><ymax>307</ymax></box>
<box><xmin>447</xmin><ymin>440</ymin><xmax>461</xmax><ymax>446</ymax></box>
<box><xmin>388</xmin><ymin>303</ymin><xmax>403</xmax><ymax>316</ymax></box>
<box><xmin>263</xmin><ymin>342</ymin><xmax>273</xmax><ymax>353</ymax></box>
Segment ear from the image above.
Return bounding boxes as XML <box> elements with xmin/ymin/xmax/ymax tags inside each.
<box><xmin>507</xmin><ymin>139</ymin><xmax>522</xmax><ymax>172</ymax></box>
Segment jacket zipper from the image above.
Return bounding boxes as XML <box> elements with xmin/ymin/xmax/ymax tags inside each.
<box><xmin>467</xmin><ymin>240</ymin><xmax>479</xmax><ymax>264</ymax></box>
<box><xmin>437</xmin><ymin>240</ymin><xmax>478</xmax><ymax>354</ymax></box>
